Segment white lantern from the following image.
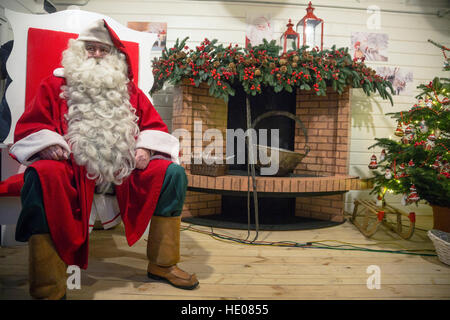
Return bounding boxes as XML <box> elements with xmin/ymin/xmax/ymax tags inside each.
<box><xmin>296</xmin><ymin>1</ymin><xmax>324</xmax><ymax>50</ymax></box>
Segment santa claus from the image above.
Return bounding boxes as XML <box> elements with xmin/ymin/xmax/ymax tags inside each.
<box><xmin>245</xmin><ymin>16</ymin><xmax>273</xmax><ymax>48</ymax></box>
<box><xmin>9</xmin><ymin>19</ymin><xmax>198</xmax><ymax>299</ymax></box>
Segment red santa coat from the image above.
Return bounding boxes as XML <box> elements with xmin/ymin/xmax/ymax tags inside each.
<box><xmin>7</xmin><ymin>21</ymin><xmax>180</xmax><ymax>269</ymax></box>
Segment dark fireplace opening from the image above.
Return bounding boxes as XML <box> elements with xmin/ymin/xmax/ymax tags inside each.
<box><xmin>226</xmin><ymin>83</ymin><xmax>297</xmax><ymax>172</ymax></box>
<box><xmin>222</xmin><ymin>196</ymin><xmax>296</xmax><ymax>225</ymax></box>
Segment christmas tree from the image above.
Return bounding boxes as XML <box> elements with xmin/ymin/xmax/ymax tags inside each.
<box><xmin>368</xmin><ymin>40</ymin><xmax>450</xmax><ymax>208</ymax></box>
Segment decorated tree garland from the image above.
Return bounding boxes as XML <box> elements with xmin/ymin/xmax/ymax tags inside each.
<box><xmin>368</xmin><ymin>40</ymin><xmax>450</xmax><ymax>208</ymax></box>
<box><xmin>151</xmin><ymin>37</ymin><xmax>394</xmax><ymax>103</ymax></box>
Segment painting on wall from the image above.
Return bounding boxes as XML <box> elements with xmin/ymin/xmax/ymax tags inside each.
<box><xmin>351</xmin><ymin>32</ymin><xmax>388</xmax><ymax>62</ymax></box>
<box><xmin>127</xmin><ymin>21</ymin><xmax>167</xmax><ymax>51</ymax></box>
<box><xmin>376</xmin><ymin>66</ymin><xmax>414</xmax><ymax>96</ymax></box>
<box><xmin>245</xmin><ymin>13</ymin><xmax>275</xmax><ymax>48</ymax></box>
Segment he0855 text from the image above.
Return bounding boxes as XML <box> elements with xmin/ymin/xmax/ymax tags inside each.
<box><xmin>224</xmin><ymin>304</ymin><xmax>269</xmax><ymax>315</ymax></box>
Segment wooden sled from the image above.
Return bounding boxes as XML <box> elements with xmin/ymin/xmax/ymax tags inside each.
<box><xmin>351</xmin><ymin>199</ymin><xmax>416</xmax><ymax>239</ymax></box>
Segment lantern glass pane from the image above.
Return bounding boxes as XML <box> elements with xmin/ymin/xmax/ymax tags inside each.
<box><xmin>305</xmin><ymin>19</ymin><xmax>322</xmax><ymax>49</ymax></box>
<box><xmin>314</xmin><ymin>23</ymin><xmax>322</xmax><ymax>49</ymax></box>
<box><xmin>286</xmin><ymin>34</ymin><xmax>298</xmax><ymax>51</ymax></box>
<box><xmin>295</xmin><ymin>19</ymin><xmax>305</xmax><ymax>34</ymax></box>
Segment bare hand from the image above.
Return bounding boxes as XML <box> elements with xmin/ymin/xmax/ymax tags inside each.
<box><xmin>135</xmin><ymin>148</ymin><xmax>151</xmax><ymax>170</ymax></box>
<box><xmin>39</xmin><ymin>145</ymin><xmax>69</xmax><ymax>161</ymax></box>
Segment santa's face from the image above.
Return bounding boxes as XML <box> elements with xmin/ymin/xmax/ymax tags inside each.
<box><xmin>84</xmin><ymin>41</ymin><xmax>112</xmax><ymax>59</ymax></box>
<box><xmin>256</xmin><ymin>22</ymin><xmax>269</xmax><ymax>31</ymax></box>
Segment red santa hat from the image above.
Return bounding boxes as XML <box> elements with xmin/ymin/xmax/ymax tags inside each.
<box><xmin>77</xmin><ymin>19</ymin><xmax>114</xmax><ymax>47</ymax></box>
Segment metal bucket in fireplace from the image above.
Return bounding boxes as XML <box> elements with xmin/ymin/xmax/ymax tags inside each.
<box><xmin>251</xmin><ymin>110</ymin><xmax>310</xmax><ymax>176</ymax></box>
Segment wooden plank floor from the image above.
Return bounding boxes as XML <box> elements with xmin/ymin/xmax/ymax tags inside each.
<box><xmin>1</xmin><ymin>214</ymin><xmax>449</xmax><ymax>300</ymax></box>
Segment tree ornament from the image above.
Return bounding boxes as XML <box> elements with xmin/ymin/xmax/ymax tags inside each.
<box><xmin>398</xmin><ymin>163</ymin><xmax>407</xmax><ymax>177</ymax></box>
<box><xmin>425</xmin><ymin>134</ymin><xmax>436</xmax><ymax>150</ymax></box>
<box><xmin>376</xmin><ymin>194</ymin><xmax>385</xmax><ymax>207</ymax></box>
<box><xmin>441</xmin><ymin>164</ymin><xmax>450</xmax><ymax>178</ymax></box>
<box><xmin>402</xmin><ymin>126</ymin><xmax>415</xmax><ymax>144</ymax></box>
<box><xmin>368</xmin><ymin>155</ymin><xmax>378</xmax><ymax>169</ymax></box>
<box><xmin>425</xmin><ymin>98</ymin><xmax>433</xmax><ymax>108</ymax></box>
<box><xmin>431</xmin><ymin>159</ymin><xmax>441</xmax><ymax>171</ymax></box>
<box><xmin>394</xmin><ymin>122</ymin><xmax>404</xmax><ymax>137</ymax></box>
<box><xmin>418</xmin><ymin>98</ymin><xmax>426</xmax><ymax>107</ymax></box>
<box><xmin>407</xmin><ymin>185</ymin><xmax>420</xmax><ymax>203</ymax></box>
<box><xmin>408</xmin><ymin>159</ymin><xmax>415</xmax><ymax>167</ymax></box>
<box><xmin>435</xmin><ymin>128</ymin><xmax>441</xmax><ymax>138</ymax></box>
<box><xmin>419</xmin><ymin>119</ymin><xmax>428</xmax><ymax>133</ymax></box>
<box><xmin>380</xmin><ymin>149</ymin><xmax>386</xmax><ymax>161</ymax></box>
<box><xmin>442</xmin><ymin>160</ymin><xmax>449</xmax><ymax>172</ymax></box>
<box><xmin>385</xmin><ymin>168</ymin><xmax>392</xmax><ymax>179</ymax></box>
<box><xmin>402</xmin><ymin>132</ymin><xmax>414</xmax><ymax>144</ymax></box>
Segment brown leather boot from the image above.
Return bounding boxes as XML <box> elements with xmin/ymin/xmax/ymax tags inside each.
<box><xmin>28</xmin><ymin>234</ymin><xmax>67</xmax><ymax>300</ymax></box>
<box><xmin>147</xmin><ymin>216</ymin><xmax>199</xmax><ymax>290</ymax></box>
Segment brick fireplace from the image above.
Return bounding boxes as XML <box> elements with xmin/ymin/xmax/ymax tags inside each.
<box><xmin>172</xmin><ymin>79</ymin><xmax>360</xmax><ymax>224</ymax></box>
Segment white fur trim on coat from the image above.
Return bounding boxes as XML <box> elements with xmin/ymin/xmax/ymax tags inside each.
<box><xmin>136</xmin><ymin>130</ymin><xmax>180</xmax><ymax>164</ymax></box>
<box><xmin>10</xmin><ymin>129</ymin><xmax>71</xmax><ymax>165</ymax></box>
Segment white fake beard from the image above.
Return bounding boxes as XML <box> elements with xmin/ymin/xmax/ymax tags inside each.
<box><xmin>62</xmin><ymin>39</ymin><xmax>140</xmax><ymax>192</ymax></box>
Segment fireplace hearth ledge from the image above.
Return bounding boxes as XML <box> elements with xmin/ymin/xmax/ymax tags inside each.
<box><xmin>186</xmin><ymin>171</ymin><xmax>362</xmax><ymax>195</ymax></box>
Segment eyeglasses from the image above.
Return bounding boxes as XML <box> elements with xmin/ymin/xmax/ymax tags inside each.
<box><xmin>84</xmin><ymin>42</ymin><xmax>111</xmax><ymax>56</ymax></box>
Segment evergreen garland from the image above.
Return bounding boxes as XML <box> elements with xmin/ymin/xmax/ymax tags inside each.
<box><xmin>151</xmin><ymin>37</ymin><xmax>394</xmax><ymax>104</ymax></box>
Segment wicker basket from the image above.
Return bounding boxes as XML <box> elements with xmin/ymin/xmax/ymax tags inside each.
<box><xmin>428</xmin><ymin>229</ymin><xmax>450</xmax><ymax>265</ymax></box>
<box><xmin>191</xmin><ymin>157</ymin><xmax>228</xmax><ymax>177</ymax></box>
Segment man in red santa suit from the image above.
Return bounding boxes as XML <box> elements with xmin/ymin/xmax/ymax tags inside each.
<box><xmin>10</xmin><ymin>19</ymin><xmax>199</xmax><ymax>299</ymax></box>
